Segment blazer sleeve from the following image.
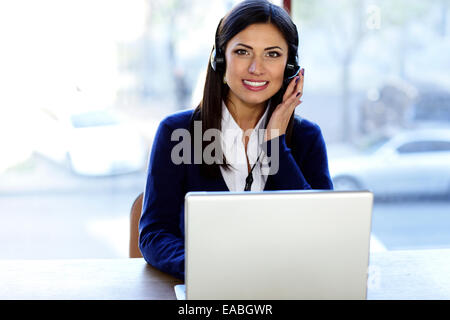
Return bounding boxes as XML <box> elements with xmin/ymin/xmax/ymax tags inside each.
<box><xmin>139</xmin><ymin>119</ymin><xmax>186</xmax><ymax>280</ymax></box>
<box><xmin>263</xmin><ymin>122</ymin><xmax>333</xmax><ymax>190</ymax></box>
<box><xmin>300</xmin><ymin>124</ymin><xmax>334</xmax><ymax>190</ymax></box>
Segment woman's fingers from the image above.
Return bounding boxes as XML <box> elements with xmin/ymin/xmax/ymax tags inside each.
<box><xmin>276</xmin><ymin>89</ymin><xmax>301</xmax><ymax>116</ymax></box>
<box><xmin>296</xmin><ymin>68</ymin><xmax>304</xmax><ymax>100</ymax></box>
<box><xmin>287</xmin><ymin>90</ymin><xmax>302</xmax><ymax>110</ymax></box>
<box><xmin>282</xmin><ymin>75</ymin><xmax>299</xmax><ymax>101</ymax></box>
<box><xmin>280</xmin><ymin>69</ymin><xmax>304</xmax><ymax>109</ymax></box>
<box><xmin>282</xmin><ymin>68</ymin><xmax>305</xmax><ymax>102</ymax></box>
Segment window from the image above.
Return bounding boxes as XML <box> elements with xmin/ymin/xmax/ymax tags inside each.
<box><xmin>0</xmin><ymin>0</ymin><xmax>248</xmax><ymax>259</ymax></box>
<box><xmin>292</xmin><ymin>0</ymin><xmax>450</xmax><ymax>251</ymax></box>
<box><xmin>0</xmin><ymin>0</ymin><xmax>449</xmax><ymax>260</ymax></box>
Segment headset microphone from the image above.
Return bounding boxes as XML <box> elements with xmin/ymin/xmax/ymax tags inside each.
<box><xmin>285</xmin><ymin>64</ymin><xmax>301</xmax><ymax>80</ymax></box>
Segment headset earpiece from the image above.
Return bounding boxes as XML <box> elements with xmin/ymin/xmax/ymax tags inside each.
<box><xmin>210</xmin><ymin>47</ymin><xmax>217</xmax><ymax>71</ymax></box>
<box><xmin>210</xmin><ymin>46</ymin><xmax>225</xmax><ymax>72</ymax></box>
<box><xmin>284</xmin><ymin>55</ymin><xmax>301</xmax><ymax>84</ymax></box>
<box><xmin>211</xmin><ymin>18</ymin><xmax>225</xmax><ymax>73</ymax></box>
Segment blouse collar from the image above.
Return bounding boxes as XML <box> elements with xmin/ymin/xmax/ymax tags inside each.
<box><xmin>221</xmin><ymin>100</ymin><xmax>269</xmax><ymax>146</ymax></box>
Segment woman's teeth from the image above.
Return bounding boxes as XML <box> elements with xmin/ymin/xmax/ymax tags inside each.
<box><xmin>243</xmin><ymin>80</ymin><xmax>268</xmax><ymax>87</ymax></box>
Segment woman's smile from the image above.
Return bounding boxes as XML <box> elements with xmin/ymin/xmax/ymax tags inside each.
<box><xmin>242</xmin><ymin>79</ymin><xmax>270</xmax><ymax>91</ymax></box>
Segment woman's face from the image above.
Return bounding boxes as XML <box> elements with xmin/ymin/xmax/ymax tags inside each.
<box><xmin>224</xmin><ymin>23</ymin><xmax>289</xmax><ymax>108</ymax></box>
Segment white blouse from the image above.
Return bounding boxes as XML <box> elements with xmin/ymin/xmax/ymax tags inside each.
<box><xmin>219</xmin><ymin>101</ymin><xmax>269</xmax><ymax>192</ymax></box>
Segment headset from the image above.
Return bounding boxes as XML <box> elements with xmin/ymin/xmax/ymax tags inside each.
<box><xmin>210</xmin><ymin>20</ymin><xmax>301</xmax><ymax>84</ymax></box>
<box><xmin>209</xmin><ymin>19</ymin><xmax>226</xmax><ymax>73</ymax></box>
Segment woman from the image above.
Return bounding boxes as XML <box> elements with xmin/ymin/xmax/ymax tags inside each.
<box><xmin>139</xmin><ymin>0</ymin><xmax>333</xmax><ymax>280</ymax></box>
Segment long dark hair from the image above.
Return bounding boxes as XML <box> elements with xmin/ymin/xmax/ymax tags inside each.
<box><xmin>192</xmin><ymin>0</ymin><xmax>299</xmax><ymax>178</ymax></box>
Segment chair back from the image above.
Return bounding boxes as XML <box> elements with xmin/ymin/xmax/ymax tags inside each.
<box><xmin>130</xmin><ymin>193</ymin><xmax>144</xmax><ymax>258</ymax></box>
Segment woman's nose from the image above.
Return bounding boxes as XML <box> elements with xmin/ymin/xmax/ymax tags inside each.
<box><xmin>248</xmin><ymin>58</ymin><xmax>264</xmax><ymax>75</ymax></box>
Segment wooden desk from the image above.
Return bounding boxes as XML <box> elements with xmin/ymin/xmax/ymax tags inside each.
<box><xmin>0</xmin><ymin>249</ymin><xmax>449</xmax><ymax>300</ymax></box>
<box><xmin>0</xmin><ymin>258</ymin><xmax>183</xmax><ymax>300</ymax></box>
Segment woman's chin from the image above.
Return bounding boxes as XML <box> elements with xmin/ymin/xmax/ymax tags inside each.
<box><xmin>243</xmin><ymin>94</ymin><xmax>273</xmax><ymax>106</ymax></box>
<box><xmin>228</xmin><ymin>85</ymin><xmax>280</xmax><ymax>107</ymax></box>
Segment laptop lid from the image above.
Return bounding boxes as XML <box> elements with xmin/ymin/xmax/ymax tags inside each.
<box><xmin>185</xmin><ymin>190</ymin><xmax>373</xmax><ymax>300</ymax></box>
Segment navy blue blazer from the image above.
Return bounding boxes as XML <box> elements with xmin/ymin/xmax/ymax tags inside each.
<box><xmin>139</xmin><ymin>109</ymin><xmax>333</xmax><ymax>280</ymax></box>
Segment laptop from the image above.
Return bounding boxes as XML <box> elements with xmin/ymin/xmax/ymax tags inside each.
<box><xmin>182</xmin><ymin>190</ymin><xmax>373</xmax><ymax>300</ymax></box>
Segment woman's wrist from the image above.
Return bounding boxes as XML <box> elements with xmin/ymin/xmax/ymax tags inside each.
<box><xmin>264</xmin><ymin>128</ymin><xmax>285</xmax><ymax>141</ymax></box>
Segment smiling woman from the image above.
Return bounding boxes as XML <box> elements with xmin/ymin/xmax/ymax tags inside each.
<box><xmin>138</xmin><ymin>0</ymin><xmax>333</xmax><ymax>280</ymax></box>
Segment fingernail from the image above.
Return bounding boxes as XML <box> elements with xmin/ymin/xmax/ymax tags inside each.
<box><xmin>301</xmin><ymin>68</ymin><xmax>304</xmax><ymax>76</ymax></box>
<box><xmin>295</xmin><ymin>76</ymin><xmax>299</xmax><ymax>84</ymax></box>
<box><xmin>296</xmin><ymin>91</ymin><xmax>301</xmax><ymax>97</ymax></box>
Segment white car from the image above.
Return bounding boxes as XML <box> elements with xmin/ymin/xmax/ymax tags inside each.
<box><xmin>34</xmin><ymin>109</ymin><xmax>149</xmax><ymax>176</ymax></box>
<box><xmin>329</xmin><ymin>129</ymin><xmax>450</xmax><ymax>197</ymax></box>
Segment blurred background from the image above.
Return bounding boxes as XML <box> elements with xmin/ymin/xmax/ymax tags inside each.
<box><xmin>0</xmin><ymin>0</ymin><xmax>449</xmax><ymax>259</ymax></box>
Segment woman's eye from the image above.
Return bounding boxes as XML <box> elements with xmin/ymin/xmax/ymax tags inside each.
<box><xmin>267</xmin><ymin>51</ymin><xmax>281</xmax><ymax>58</ymax></box>
<box><xmin>235</xmin><ymin>49</ymin><xmax>249</xmax><ymax>55</ymax></box>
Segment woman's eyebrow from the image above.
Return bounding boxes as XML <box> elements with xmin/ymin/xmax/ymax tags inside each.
<box><xmin>265</xmin><ymin>46</ymin><xmax>284</xmax><ymax>51</ymax></box>
<box><xmin>235</xmin><ymin>43</ymin><xmax>284</xmax><ymax>51</ymax></box>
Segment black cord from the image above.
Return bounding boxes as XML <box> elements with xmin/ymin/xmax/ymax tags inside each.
<box><xmin>244</xmin><ymin>154</ymin><xmax>260</xmax><ymax>191</ymax></box>
<box><xmin>244</xmin><ymin>172</ymin><xmax>254</xmax><ymax>191</ymax></box>
<box><xmin>243</xmin><ymin>128</ymin><xmax>267</xmax><ymax>191</ymax></box>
